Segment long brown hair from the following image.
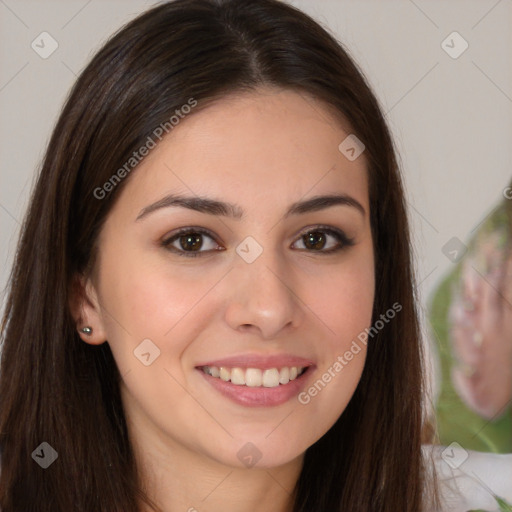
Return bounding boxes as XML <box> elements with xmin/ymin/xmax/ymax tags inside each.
<box><xmin>0</xmin><ymin>0</ymin><xmax>438</xmax><ymax>510</ymax></box>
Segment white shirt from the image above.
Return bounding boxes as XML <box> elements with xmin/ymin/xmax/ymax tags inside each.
<box><xmin>426</xmin><ymin>445</ymin><xmax>512</xmax><ymax>511</ymax></box>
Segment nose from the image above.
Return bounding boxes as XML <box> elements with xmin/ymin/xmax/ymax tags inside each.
<box><xmin>223</xmin><ymin>249</ymin><xmax>305</xmax><ymax>340</ymax></box>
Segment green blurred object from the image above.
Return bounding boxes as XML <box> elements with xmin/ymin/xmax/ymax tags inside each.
<box><xmin>468</xmin><ymin>495</ymin><xmax>512</xmax><ymax>511</ymax></box>
<box><xmin>430</xmin><ymin>198</ymin><xmax>512</xmax><ymax>454</ymax></box>
<box><xmin>496</xmin><ymin>496</ymin><xmax>512</xmax><ymax>511</ymax></box>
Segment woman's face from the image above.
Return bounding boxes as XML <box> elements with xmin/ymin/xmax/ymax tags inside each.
<box><xmin>81</xmin><ymin>88</ymin><xmax>374</xmax><ymax>469</ymax></box>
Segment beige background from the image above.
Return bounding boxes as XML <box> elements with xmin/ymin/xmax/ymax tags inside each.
<box><xmin>1</xmin><ymin>0</ymin><xmax>511</xmax><ymax>331</ymax></box>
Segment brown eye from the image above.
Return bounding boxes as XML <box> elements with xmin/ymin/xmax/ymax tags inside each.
<box><xmin>292</xmin><ymin>226</ymin><xmax>355</xmax><ymax>253</ymax></box>
<box><xmin>162</xmin><ymin>228</ymin><xmax>222</xmax><ymax>257</ymax></box>
<box><xmin>178</xmin><ymin>233</ymin><xmax>203</xmax><ymax>252</ymax></box>
<box><xmin>303</xmin><ymin>231</ymin><xmax>327</xmax><ymax>250</ymax></box>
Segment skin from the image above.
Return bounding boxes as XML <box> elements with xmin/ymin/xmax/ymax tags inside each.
<box><xmin>73</xmin><ymin>88</ymin><xmax>375</xmax><ymax>512</ymax></box>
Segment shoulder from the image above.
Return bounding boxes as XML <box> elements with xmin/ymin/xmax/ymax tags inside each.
<box><xmin>423</xmin><ymin>444</ymin><xmax>512</xmax><ymax>512</ymax></box>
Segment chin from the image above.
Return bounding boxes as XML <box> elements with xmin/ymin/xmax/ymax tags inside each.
<box><xmin>210</xmin><ymin>431</ymin><xmax>309</xmax><ymax>470</ymax></box>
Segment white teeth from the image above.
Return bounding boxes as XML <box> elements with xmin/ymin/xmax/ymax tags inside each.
<box><xmin>230</xmin><ymin>367</ymin><xmax>245</xmax><ymax>385</ymax></box>
<box><xmin>219</xmin><ymin>367</ymin><xmax>230</xmax><ymax>382</ymax></box>
<box><xmin>245</xmin><ymin>368</ymin><xmax>262</xmax><ymax>387</ymax></box>
<box><xmin>201</xmin><ymin>365</ymin><xmax>306</xmax><ymax>387</ymax></box>
<box><xmin>203</xmin><ymin>366</ymin><xmax>220</xmax><ymax>378</ymax></box>
<box><xmin>262</xmin><ymin>368</ymin><xmax>280</xmax><ymax>387</ymax></box>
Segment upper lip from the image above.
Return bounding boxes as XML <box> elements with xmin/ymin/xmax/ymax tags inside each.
<box><xmin>195</xmin><ymin>353</ymin><xmax>315</xmax><ymax>370</ymax></box>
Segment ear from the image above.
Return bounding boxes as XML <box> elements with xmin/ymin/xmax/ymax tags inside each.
<box><xmin>69</xmin><ymin>273</ymin><xmax>108</xmax><ymax>345</ymax></box>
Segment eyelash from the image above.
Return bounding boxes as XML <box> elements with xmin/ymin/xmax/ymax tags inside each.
<box><xmin>161</xmin><ymin>225</ymin><xmax>355</xmax><ymax>258</ymax></box>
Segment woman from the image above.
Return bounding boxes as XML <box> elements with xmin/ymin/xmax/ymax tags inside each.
<box><xmin>0</xmin><ymin>0</ymin><xmax>508</xmax><ymax>510</ymax></box>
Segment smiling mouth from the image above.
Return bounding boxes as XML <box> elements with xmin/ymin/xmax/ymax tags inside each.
<box><xmin>199</xmin><ymin>365</ymin><xmax>308</xmax><ymax>388</ymax></box>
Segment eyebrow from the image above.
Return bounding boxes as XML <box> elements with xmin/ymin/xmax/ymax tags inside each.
<box><xmin>136</xmin><ymin>192</ymin><xmax>366</xmax><ymax>221</ymax></box>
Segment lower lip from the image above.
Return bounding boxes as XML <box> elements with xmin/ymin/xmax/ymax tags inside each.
<box><xmin>197</xmin><ymin>367</ymin><xmax>313</xmax><ymax>407</ymax></box>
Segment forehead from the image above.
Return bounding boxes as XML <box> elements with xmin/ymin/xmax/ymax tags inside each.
<box><xmin>112</xmin><ymin>88</ymin><xmax>369</xmax><ymax>218</ymax></box>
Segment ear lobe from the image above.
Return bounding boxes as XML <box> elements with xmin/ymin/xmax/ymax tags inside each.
<box><xmin>69</xmin><ymin>274</ymin><xmax>107</xmax><ymax>345</ymax></box>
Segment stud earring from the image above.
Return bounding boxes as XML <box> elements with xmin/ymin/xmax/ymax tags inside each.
<box><xmin>80</xmin><ymin>326</ymin><xmax>93</xmax><ymax>335</ymax></box>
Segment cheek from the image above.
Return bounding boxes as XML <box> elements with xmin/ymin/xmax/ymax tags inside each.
<box><xmin>98</xmin><ymin>250</ymin><xmax>219</xmax><ymax>349</ymax></box>
<box><xmin>316</xmin><ymin>274</ymin><xmax>374</xmax><ymax>339</ymax></box>
<box><xmin>306</xmin><ymin>248</ymin><xmax>375</xmax><ymax>347</ymax></box>
<box><xmin>296</xmin><ymin>291</ymin><xmax>371</xmax><ymax>435</ymax></box>
<box><xmin>96</xmin><ymin>256</ymin><xmax>223</xmax><ymax>435</ymax></box>
<box><xmin>297</xmin><ymin>251</ymin><xmax>374</xmax><ymax>417</ymax></box>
